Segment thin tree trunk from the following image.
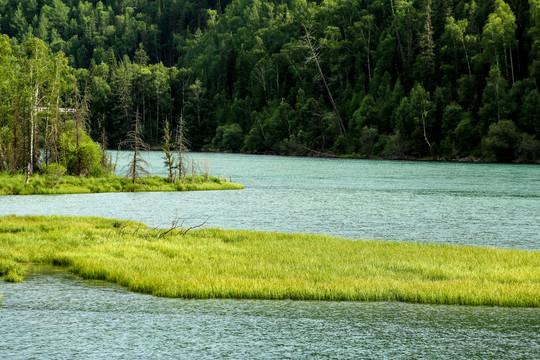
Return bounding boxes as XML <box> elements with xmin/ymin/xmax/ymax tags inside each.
<box><xmin>503</xmin><ymin>46</ymin><xmax>510</xmax><ymax>80</ymax></box>
<box><xmin>362</xmin><ymin>23</ymin><xmax>372</xmax><ymax>86</ymax></box>
<box><xmin>0</xmin><ymin>144</ymin><xmax>8</xmax><ymax>170</ymax></box>
<box><xmin>389</xmin><ymin>0</ymin><xmax>405</xmax><ymax>68</ymax></box>
<box><xmin>132</xmin><ymin>114</ymin><xmax>139</xmax><ymax>184</ymax></box>
<box><xmin>422</xmin><ymin>114</ymin><xmax>431</xmax><ymax>148</ymax></box>
<box><xmin>493</xmin><ymin>35</ymin><xmax>500</xmax><ymax>70</ymax></box>
<box><xmin>509</xmin><ymin>48</ymin><xmax>515</xmax><ymax>84</ymax></box>
<box><xmin>276</xmin><ymin>62</ymin><xmax>280</xmax><ymax>96</ymax></box>
<box><xmin>303</xmin><ymin>24</ymin><xmax>348</xmax><ymax>140</ymax></box>
<box><xmin>132</xmin><ymin>147</ymin><xmax>137</xmax><ymax>184</ymax></box>
<box><xmin>156</xmin><ymin>90</ymin><xmax>160</xmax><ymax>144</ymax></box>
<box><xmin>44</xmin><ymin>107</ymin><xmax>50</xmax><ymax>166</ymax></box>
<box><xmin>461</xmin><ymin>38</ymin><xmax>472</xmax><ymax>76</ymax></box>
<box><xmin>27</xmin><ymin>85</ymin><xmax>39</xmax><ymax>183</ymax></box>
<box><xmin>52</xmin><ymin>94</ymin><xmax>60</xmax><ymax>163</ymax></box>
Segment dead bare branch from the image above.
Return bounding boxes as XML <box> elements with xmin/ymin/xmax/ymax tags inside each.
<box><xmin>112</xmin><ymin>215</ymin><xmax>210</xmax><ymax>239</ymax></box>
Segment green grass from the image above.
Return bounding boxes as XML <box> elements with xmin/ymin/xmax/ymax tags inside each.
<box><xmin>1</xmin><ymin>216</ymin><xmax>539</xmax><ymax>307</ymax></box>
<box><xmin>0</xmin><ymin>173</ymin><xmax>243</xmax><ymax>195</ymax></box>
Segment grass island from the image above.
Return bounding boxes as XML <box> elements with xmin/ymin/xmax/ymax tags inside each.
<box><xmin>1</xmin><ymin>216</ymin><xmax>538</xmax><ymax>308</ymax></box>
<box><xmin>0</xmin><ymin>173</ymin><xmax>243</xmax><ymax>195</ymax></box>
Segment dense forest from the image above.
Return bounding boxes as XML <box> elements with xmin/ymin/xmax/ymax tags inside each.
<box><xmin>0</xmin><ymin>35</ymin><xmax>106</xmax><ymax>176</ymax></box>
<box><xmin>1</xmin><ymin>0</ymin><xmax>539</xmax><ymax>166</ymax></box>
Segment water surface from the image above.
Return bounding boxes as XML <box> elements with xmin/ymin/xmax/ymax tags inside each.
<box><xmin>1</xmin><ymin>154</ymin><xmax>539</xmax><ymax>359</ymax></box>
<box><xmin>1</xmin><ymin>152</ymin><xmax>538</xmax><ymax>249</ymax></box>
<box><xmin>1</xmin><ymin>265</ymin><xmax>539</xmax><ymax>359</ymax></box>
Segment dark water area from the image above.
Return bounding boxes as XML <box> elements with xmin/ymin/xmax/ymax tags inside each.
<box><xmin>1</xmin><ymin>153</ymin><xmax>539</xmax><ymax>358</ymax></box>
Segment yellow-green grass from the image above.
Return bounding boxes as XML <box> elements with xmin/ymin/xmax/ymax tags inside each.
<box><xmin>1</xmin><ymin>215</ymin><xmax>539</xmax><ymax>307</ymax></box>
<box><xmin>0</xmin><ymin>173</ymin><xmax>243</xmax><ymax>195</ymax></box>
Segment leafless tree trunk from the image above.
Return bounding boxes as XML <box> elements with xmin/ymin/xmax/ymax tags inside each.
<box><xmin>460</xmin><ymin>37</ymin><xmax>472</xmax><ymax>76</ymax></box>
<box><xmin>302</xmin><ymin>24</ymin><xmax>349</xmax><ymax>141</ymax></box>
<box><xmin>175</xmin><ymin>115</ymin><xmax>189</xmax><ymax>180</ymax></box>
<box><xmin>27</xmin><ymin>84</ymin><xmax>39</xmax><ymax>183</ymax></box>
<box><xmin>122</xmin><ymin>110</ymin><xmax>150</xmax><ymax>184</ymax></box>
<box><xmin>389</xmin><ymin>0</ymin><xmax>405</xmax><ymax>68</ymax></box>
<box><xmin>252</xmin><ymin>61</ymin><xmax>268</xmax><ymax>101</ymax></box>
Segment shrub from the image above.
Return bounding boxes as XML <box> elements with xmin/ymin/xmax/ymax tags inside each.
<box><xmin>58</xmin><ymin>120</ymin><xmax>108</xmax><ymax>177</ymax></box>
<box><xmin>454</xmin><ymin>116</ymin><xmax>480</xmax><ymax>155</ymax></box>
<box><xmin>42</xmin><ymin>163</ymin><xmax>67</xmax><ymax>188</ymax></box>
<box><xmin>213</xmin><ymin>124</ymin><xmax>244</xmax><ymax>152</ymax></box>
<box><xmin>482</xmin><ymin>120</ymin><xmax>521</xmax><ymax>162</ymax></box>
<box><xmin>333</xmin><ymin>134</ymin><xmax>351</xmax><ymax>155</ymax></box>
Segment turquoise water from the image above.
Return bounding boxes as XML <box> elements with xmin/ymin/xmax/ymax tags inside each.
<box><xmin>1</xmin><ymin>152</ymin><xmax>539</xmax><ymax>249</ymax></box>
<box><xmin>1</xmin><ymin>265</ymin><xmax>539</xmax><ymax>359</ymax></box>
<box><xmin>1</xmin><ymin>153</ymin><xmax>539</xmax><ymax>358</ymax></box>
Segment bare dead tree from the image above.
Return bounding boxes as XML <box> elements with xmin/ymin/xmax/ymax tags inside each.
<box><xmin>99</xmin><ymin>115</ymin><xmax>109</xmax><ymax>170</ymax></box>
<box><xmin>122</xmin><ymin>110</ymin><xmax>150</xmax><ymax>184</ymax></box>
<box><xmin>162</xmin><ymin>119</ymin><xmax>176</xmax><ymax>181</ymax></box>
<box><xmin>201</xmin><ymin>158</ymin><xmax>210</xmax><ymax>182</ymax></box>
<box><xmin>175</xmin><ymin>115</ymin><xmax>190</xmax><ymax>180</ymax></box>
<box><xmin>301</xmin><ymin>23</ymin><xmax>349</xmax><ymax>142</ymax></box>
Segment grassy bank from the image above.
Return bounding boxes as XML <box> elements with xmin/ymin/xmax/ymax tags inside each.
<box><xmin>1</xmin><ymin>215</ymin><xmax>539</xmax><ymax>307</ymax></box>
<box><xmin>0</xmin><ymin>173</ymin><xmax>243</xmax><ymax>195</ymax></box>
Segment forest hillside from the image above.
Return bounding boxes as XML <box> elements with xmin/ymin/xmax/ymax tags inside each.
<box><xmin>1</xmin><ymin>0</ymin><xmax>539</xmax><ymax>163</ymax></box>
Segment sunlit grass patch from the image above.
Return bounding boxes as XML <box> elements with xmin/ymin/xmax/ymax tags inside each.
<box><xmin>0</xmin><ymin>173</ymin><xmax>243</xmax><ymax>195</ymax></box>
<box><xmin>0</xmin><ymin>215</ymin><xmax>539</xmax><ymax>307</ymax></box>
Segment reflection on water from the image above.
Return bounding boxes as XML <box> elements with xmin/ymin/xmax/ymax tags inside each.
<box><xmin>1</xmin><ymin>265</ymin><xmax>539</xmax><ymax>359</ymax></box>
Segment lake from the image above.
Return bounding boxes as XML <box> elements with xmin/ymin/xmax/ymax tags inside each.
<box><xmin>2</xmin><ymin>152</ymin><xmax>539</xmax><ymax>249</ymax></box>
<box><xmin>1</xmin><ymin>153</ymin><xmax>539</xmax><ymax>358</ymax></box>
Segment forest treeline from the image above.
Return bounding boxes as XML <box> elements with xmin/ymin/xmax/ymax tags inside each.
<box><xmin>1</xmin><ymin>0</ymin><xmax>540</xmax><ymax>163</ymax></box>
<box><xmin>0</xmin><ymin>35</ymin><xmax>106</xmax><ymax>176</ymax></box>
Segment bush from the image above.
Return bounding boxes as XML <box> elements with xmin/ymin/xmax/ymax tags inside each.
<box><xmin>517</xmin><ymin>133</ymin><xmax>540</xmax><ymax>163</ymax></box>
<box><xmin>58</xmin><ymin>120</ymin><xmax>108</xmax><ymax>176</ymax></box>
<box><xmin>482</xmin><ymin>120</ymin><xmax>521</xmax><ymax>162</ymax></box>
<box><xmin>454</xmin><ymin>116</ymin><xmax>480</xmax><ymax>155</ymax></box>
<box><xmin>42</xmin><ymin>163</ymin><xmax>67</xmax><ymax>188</ymax></box>
<box><xmin>213</xmin><ymin>124</ymin><xmax>244</xmax><ymax>152</ymax></box>
<box><xmin>332</xmin><ymin>135</ymin><xmax>351</xmax><ymax>155</ymax></box>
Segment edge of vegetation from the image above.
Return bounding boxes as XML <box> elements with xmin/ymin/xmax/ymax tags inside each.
<box><xmin>1</xmin><ymin>215</ymin><xmax>538</xmax><ymax>308</ymax></box>
<box><xmin>0</xmin><ymin>173</ymin><xmax>243</xmax><ymax>196</ymax></box>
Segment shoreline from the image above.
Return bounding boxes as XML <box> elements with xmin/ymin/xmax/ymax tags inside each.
<box><xmin>1</xmin><ymin>215</ymin><xmax>538</xmax><ymax>307</ymax></box>
<box><xmin>0</xmin><ymin>173</ymin><xmax>243</xmax><ymax>196</ymax></box>
<box><xmin>192</xmin><ymin>148</ymin><xmax>540</xmax><ymax>165</ymax></box>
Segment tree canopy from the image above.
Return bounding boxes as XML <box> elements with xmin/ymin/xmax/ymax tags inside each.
<box><xmin>1</xmin><ymin>0</ymin><xmax>539</xmax><ymax>162</ymax></box>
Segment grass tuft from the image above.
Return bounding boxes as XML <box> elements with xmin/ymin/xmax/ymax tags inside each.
<box><xmin>0</xmin><ymin>258</ymin><xmax>26</xmax><ymax>283</ymax></box>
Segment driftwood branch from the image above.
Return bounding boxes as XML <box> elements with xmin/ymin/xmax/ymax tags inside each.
<box><xmin>111</xmin><ymin>216</ymin><xmax>210</xmax><ymax>239</ymax></box>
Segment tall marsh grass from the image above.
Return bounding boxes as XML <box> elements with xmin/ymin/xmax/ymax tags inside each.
<box><xmin>1</xmin><ymin>215</ymin><xmax>539</xmax><ymax>307</ymax></box>
<box><xmin>0</xmin><ymin>173</ymin><xmax>243</xmax><ymax>195</ymax></box>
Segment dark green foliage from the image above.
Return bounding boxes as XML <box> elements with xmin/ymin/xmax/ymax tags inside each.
<box><xmin>212</xmin><ymin>123</ymin><xmax>244</xmax><ymax>152</ymax></box>
<box><xmin>2</xmin><ymin>0</ymin><xmax>539</xmax><ymax>163</ymax></box>
<box><xmin>482</xmin><ymin>120</ymin><xmax>521</xmax><ymax>162</ymax></box>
